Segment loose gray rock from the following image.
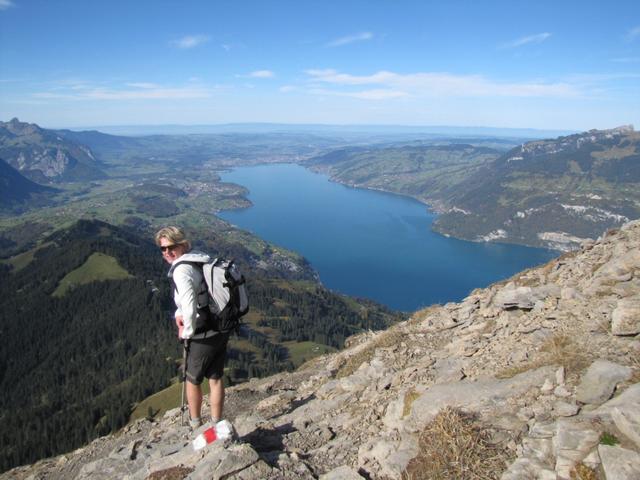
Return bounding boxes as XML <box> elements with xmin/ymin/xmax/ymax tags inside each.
<box><xmin>554</xmin><ymin>401</ymin><xmax>580</xmax><ymax>417</ymax></box>
<box><xmin>187</xmin><ymin>443</ymin><xmax>259</xmax><ymax>480</ymax></box>
<box><xmin>529</xmin><ymin>421</ymin><xmax>556</xmax><ymax>439</ymax></box>
<box><xmin>358</xmin><ymin>434</ymin><xmax>419</xmax><ymax>479</ymax></box>
<box><xmin>433</xmin><ymin>357</ymin><xmax>466</xmax><ymax>384</ymax></box>
<box><xmin>612</xmin><ymin>297</ymin><xmax>640</xmax><ymax>336</ymax></box>
<box><xmin>589</xmin><ymin>383</ymin><xmax>640</xmax><ymax>424</ymax></box>
<box><xmin>521</xmin><ymin>437</ymin><xmax>554</xmax><ymax>465</ymax></box>
<box><xmin>319</xmin><ymin>465</ymin><xmax>363</xmax><ymax>479</ymax></box>
<box><xmin>611</xmin><ymin>407</ymin><xmax>640</xmax><ymax>449</ymax></box>
<box><xmin>575</xmin><ymin>360</ymin><xmax>632</xmax><ymax>405</ymax></box>
<box><xmin>501</xmin><ymin>457</ymin><xmax>556</xmax><ymax>480</ymax></box>
<box><xmin>406</xmin><ymin>367</ymin><xmax>555</xmax><ymax>429</ymax></box>
<box><xmin>598</xmin><ymin>444</ymin><xmax>640</xmax><ymax>480</ymax></box>
<box><xmin>494</xmin><ymin>286</ymin><xmax>537</xmax><ymax>310</ymax></box>
<box><xmin>553</xmin><ymin>418</ymin><xmax>600</xmax><ymax>479</ymax></box>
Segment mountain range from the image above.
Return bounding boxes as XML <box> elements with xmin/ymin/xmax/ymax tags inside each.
<box><xmin>434</xmin><ymin>125</ymin><xmax>639</xmax><ymax>250</ymax></box>
<box><xmin>2</xmin><ymin>120</ymin><xmax>637</xmax><ymax>251</ymax></box>
<box><xmin>309</xmin><ymin>126</ymin><xmax>639</xmax><ymax>251</ymax></box>
<box><xmin>0</xmin><ymin>118</ymin><xmax>106</xmax><ymax>183</ymax></box>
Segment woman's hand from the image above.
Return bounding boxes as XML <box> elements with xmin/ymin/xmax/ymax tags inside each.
<box><xmin>175</xmin><ymin>315</ymin><xmax>184</xmax><ymax>338</ymax></box>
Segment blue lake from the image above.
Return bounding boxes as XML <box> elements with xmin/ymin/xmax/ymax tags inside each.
<box><xmin>219</xmin><ymin>164</ymin><xmax>557</xmax><ymax>312</ymax></box>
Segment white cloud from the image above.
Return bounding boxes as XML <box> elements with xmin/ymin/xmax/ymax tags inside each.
<box><xmin>172</xmin><ymin>35</ymin><xmax>210</xmax><ymax>49</ymax></box>
<box><xmin>0</xmin><ymin>0</ymin><xmax>14</xmax><ymax>10</ymax></box>
<box><xmin>326</xmin><ymin>32</ymin><xmax>373</xmax><ymax>47</ymax></box>
<box><xmin>248</xmin><ymin>70</ymin><xmax>275</xmax><ymax>78</ymax></box>
<box><xmin>310</xmin><ymin>88</ymin><xmax>408</xmax><ymax>100</ymax></box>
<box><xmin>305</xmin><ymin>69</ymin><xmax>580</xmax><ymax>99</ymax></box>
<box><xmin>502</xmin><ymin>32</ymin><xmax>552</xmax><ymax>49</ymax></box>
<box><xmin>279</xmin><ymin>85</ymin><xmax>296</xmax><ymax>93</ymax></box>
<box><xmin>627</xmin><ymin>26</ymin><xmax>640</xmax><ymax>41</ymax></box>
<box><xmin>33</xmin><ymin>82</ymin><xmax>213</xmax><ymax>101</ymax></box>
<box><xmin>126</xmin><ymin>82</ymin><xmax>161</xmax><ymax>89</ymax></box>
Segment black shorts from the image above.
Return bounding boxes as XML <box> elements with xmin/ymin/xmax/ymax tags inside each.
<box><xmin>185</xmin><ymin>332</ymin><xmax>230</xmax><ymax>385</ymax></box>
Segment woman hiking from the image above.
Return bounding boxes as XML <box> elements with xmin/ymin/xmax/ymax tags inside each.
<box><xmin>155</xmin><ymin>226</ymin><xmax>229</xmax><ymax>429</ymax></box>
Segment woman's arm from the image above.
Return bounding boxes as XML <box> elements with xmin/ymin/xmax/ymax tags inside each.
<box><xmin>173</xmin><ymin>264</ymin><xmax>198</xmax><ymax>339</ymax></box>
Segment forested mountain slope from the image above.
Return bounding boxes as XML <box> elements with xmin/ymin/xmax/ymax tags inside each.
<box><xmin>434</xmin><ymin>126</ymin><xmax>640</xmax><ymax>250</ymax></box>
<box><xmin>0</xmin><ymin>158</ymin><xmax>56</xmax><ymax>207</ymax></box>
<box><xmin>0</xmin><ymin>220</ymin><xmax>401</xmax><ymax>473</ymax></box>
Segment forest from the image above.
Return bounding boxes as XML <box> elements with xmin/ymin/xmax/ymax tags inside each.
<box><xmin>0</xmin><ymin>219</ymin><xmax>401</xmax><ymax>472</ymax></box>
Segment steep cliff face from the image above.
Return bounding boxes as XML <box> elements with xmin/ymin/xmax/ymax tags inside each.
<box><xmin>5</xmin><ymin>221</ymin><xmax>640</xmax><ymax>480</ymax></box>
<box><xmin>0</xmin><ymin>118</ymin><xmax>105</xmax><ymax>183</ymax></box>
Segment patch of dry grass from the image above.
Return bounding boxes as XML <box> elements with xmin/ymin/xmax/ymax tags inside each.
<box><xmin>407</xmin><ymin>304</ymin><xmax>441</xmax><ymax>326</ymax></box>
<box><xmin>336</xmin><ymin>328</ymin><xmax>405</xmax><ymax>378</ymax></box>
<box><xmin>146</xmin><ymin>466</ymin><xmax>195</xmax><ymax>480</ymax></box>
<box><xmin>402</xmin><ymin>407</ymin><xmax>510</xmax><ymax>480</ymax></box>
<box><xmin>570</xmin><ymin>462</ymin><xmax>600</xmax><ymax>480</ymax></box>
<box><xmin>540</xmin><ymin>333</ymin><xmax>591</xmax><ymax>376</ymax></box>
<box><xmin>496</xmin><ymin>332</ymin><xmax>591</xmax><ymax>380</ymax></box>
<box><xmin>495</xmin><ymin>363</ymin><xmax>537</xmax><ymax>380</ymax></box>
<box><xmin>403</xmin><ymin>389</ymin><xmax>420</xmax><ymax>418</ymax></box>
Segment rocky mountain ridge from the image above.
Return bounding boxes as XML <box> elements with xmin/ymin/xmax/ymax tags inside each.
<box><xmin>5</xmin><ymin>220</ymin><xmax>639</xmax><ymax>479</ymax></box>
<box><xmin>512</xmin><ymin>125</ymin><xmax>634</xmax><ymax>160</ymax></box>
<box><xmin>0</xmin><ymin>118</ymin><xmax>105</xmax><ymax>183</ymax></box>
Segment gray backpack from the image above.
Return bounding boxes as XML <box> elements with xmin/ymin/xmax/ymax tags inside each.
<box><xmin>199</xmin><ymin>258</ymin><xmax>249</xmax><ymax>333</ymax></box>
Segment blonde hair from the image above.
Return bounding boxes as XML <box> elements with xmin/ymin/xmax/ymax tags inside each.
<box><xmin>154</xmin><ymin>226</ymin><xmax>191</xmax><ymax>251</ymax></box>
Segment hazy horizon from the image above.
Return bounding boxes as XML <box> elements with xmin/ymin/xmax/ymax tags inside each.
<box><xmin>41</xmin><ymin>121</ymin><xmax>576</xmax><ymax>139</ymax></box>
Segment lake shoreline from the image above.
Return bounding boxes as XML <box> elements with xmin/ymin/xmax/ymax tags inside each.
<box><xmin>306</xmin><ymin>163</ymin><xmax>564</xmax><ymax>253</ymax></box>
<box><xmin>217</xmin><ymin>164</ymin><xmax>557</xmax><ymax>311</ymax></box>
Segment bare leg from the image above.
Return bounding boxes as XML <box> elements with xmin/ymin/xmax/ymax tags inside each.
<box><xmin>186</xmin><ymin>381</ymin><xmax>203</xmax><ymax>421</ymax></box>
<box><xmin>209</xmin><ymin>378</ymin><xmax>224</xmax><ymax>421</ymax></box>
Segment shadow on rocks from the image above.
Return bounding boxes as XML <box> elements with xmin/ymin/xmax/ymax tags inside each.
<box><xmin>241</xmin><ymin>423</ymin><xmax>296</xmax><ymax>465</ymax></box>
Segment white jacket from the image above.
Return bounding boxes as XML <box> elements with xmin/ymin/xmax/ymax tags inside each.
<box><xmin>168</xmin><ymin>251</ymin><xmax>211</xmax><ymax>339</ymax></box>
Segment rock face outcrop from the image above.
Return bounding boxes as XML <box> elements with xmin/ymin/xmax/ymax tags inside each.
<box><xmin>5</xmin><ymin>221</ymin><xmax>640</xmax><ymax>480</ymax></box>
<box><xmin>0</xmin><ymin>118</ymin><xmax>104</xmax><ymax>183</ymax></box>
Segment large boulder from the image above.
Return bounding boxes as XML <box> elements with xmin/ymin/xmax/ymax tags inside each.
<box><xmin>575</xmin><ymin>360</ymin><xmax>632</xmax><ymax>405</ymax></box>
<box><xmin>611</xmin><ymin>297</ymin><xmax>640</xmax><ymax>336</ymax></box>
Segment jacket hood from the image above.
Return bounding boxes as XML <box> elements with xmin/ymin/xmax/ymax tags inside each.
<box><xmin>167</xmin><ymin>250</ymin><xmax>211</xmax><ymax>276</ymax></box>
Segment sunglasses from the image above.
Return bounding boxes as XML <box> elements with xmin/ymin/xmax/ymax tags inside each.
<box><xmin>159</xmin><ymin>244</ymin><xmax>179</xmax><ymax>253</ymax></box>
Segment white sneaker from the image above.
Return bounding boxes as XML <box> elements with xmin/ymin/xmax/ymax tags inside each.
<box><xmin>214</xmin><ymin>419</ymin><xmax>236</xmax><ymax>441</ymax></box>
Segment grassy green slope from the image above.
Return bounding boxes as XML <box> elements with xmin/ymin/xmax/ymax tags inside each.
<box><xmin>308</xmin><ymin>144</ymin><xmax>501</xmax><ymax>207</ymax></box>
<box><xmin>52</xmin><ymin>252</ymin><xmax>133</xmax><ymax>297</ymax></box>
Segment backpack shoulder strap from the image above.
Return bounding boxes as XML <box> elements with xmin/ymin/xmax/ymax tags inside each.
<box><xmin>170</xmin><ymin>260</ymin><xmax>206</xmax><ymax>294</ymax></box>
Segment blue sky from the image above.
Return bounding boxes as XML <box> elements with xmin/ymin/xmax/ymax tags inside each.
<box><xmin>0</xmin><ymin>0</ymin><xmax>639</xmax><ymax>130</ymax></box>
